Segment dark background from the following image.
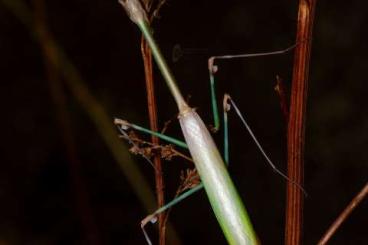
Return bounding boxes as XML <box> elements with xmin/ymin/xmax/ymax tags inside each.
<box><xmin>0</xmin><ymin>0</ymin><xmax>367</xmax><ymax>244</ymax></box>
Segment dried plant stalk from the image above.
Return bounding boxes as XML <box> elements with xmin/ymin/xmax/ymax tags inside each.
<box><xmin>285</xmin><ymin>0</ymin><xmax>317</xmax><ymax>244</ymax></box>
<box><xmin>141</xmin><ymin>36</ymin><xmax>167</xmax><ymax>245</ymax></box>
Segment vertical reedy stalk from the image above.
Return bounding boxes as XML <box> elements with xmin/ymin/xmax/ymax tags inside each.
<box><xmin>141</xmin><ymin>37</ymin><xmax>167</xmax><ymax>245</ymax></box>
<box><xmin>286</xmin><ymin>0</ymin><xmax>316</xmax><ymax>244</ymax></box>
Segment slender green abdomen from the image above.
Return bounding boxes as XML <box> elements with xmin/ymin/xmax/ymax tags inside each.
<box><xmin>179</xmin><ymin>108</ymin><xmax>259</xmax><ymax>245</ymax></box>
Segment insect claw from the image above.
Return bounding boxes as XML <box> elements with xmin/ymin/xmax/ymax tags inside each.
<box><xmin>208</xmin><ymin>57</ymin><xmax>218</xmax><ymax>74</ymax></box>
<box><xmin>150</xmin><ymin>216</ymin><xmax>158</xmax><ymax>224</ymax></box>
<box><xmin>223</xmin><ymin>94</ymin><xmax>232</xmax><ymax>112</ymax></box>
<box><xmin>209</xmin><ymin>124</ymin><xmax>218</xmax><ymax>133</ymax></box>
<box><xmin>114</xmin><ymin>118</ymin><xmax>131</xmax><ymax>130</ymax></box>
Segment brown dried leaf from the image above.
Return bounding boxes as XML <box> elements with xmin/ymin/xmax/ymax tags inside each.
<box><xmin>178</xmin><ymin>168</ymin><xmax>200</xmax><ymax>193</ymax></box>
<box><xmin>160</xmin><ymin>145</ymin><xmax>176</xmax><ymax>161</ymax></box>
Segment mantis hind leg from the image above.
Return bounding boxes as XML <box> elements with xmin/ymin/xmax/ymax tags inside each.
<box><xmin>114</xmin><ymin>117</ymin><xmax>205</xmax><ymax>241</ymax></box>
<box><xmin>222</xmin><ymin>95</ymin><xmax>307</xmax><ymax>195</ymax></box>
<box><xmin>207</xmin><ymin>44</ymin><xmax>297</xmax><ymax>133</ymax></box>
<box><xmin>114</xmin><ymin>118</ymin><xmax>188</xmax><ymax>149</ymax></box>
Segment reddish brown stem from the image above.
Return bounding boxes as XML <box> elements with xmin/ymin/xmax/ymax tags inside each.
<box><xmin>141</xmin><ymin>36</ymin><xmax>166</xmax><ymax>245</ymax></box>
<box><xmin>317</xmin><ymin>182</ymin><xmax>368</xmax><ymax>245</ymax></box>
<box><xmin>285</xmin><ymin>1</ymin><xmax>316</xmax><ymax>245</ymax></box>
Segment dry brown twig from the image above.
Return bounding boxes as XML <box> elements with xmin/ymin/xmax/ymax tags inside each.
<box><xmin>317</xmin><ymin>182</ymin><xmax>368</xmax><ymax>245</ymax></box>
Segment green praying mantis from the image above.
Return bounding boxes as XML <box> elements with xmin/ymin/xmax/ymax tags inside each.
<box><xmin>117</xmin><ymin>0</ymin><xmax>305</xmax><ymax>244</ymax></box>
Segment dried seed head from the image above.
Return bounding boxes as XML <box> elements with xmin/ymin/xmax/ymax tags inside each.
<box><xmin>118</xmin><ymin>0</ymin><xmax>148</xmax><ymax>24</ymax></box>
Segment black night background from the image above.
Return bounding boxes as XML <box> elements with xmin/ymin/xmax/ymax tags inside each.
<box><xmin>0</xmin><ymin>0</ymin><xmax>367</xmax><ymax>244</ymax></box>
